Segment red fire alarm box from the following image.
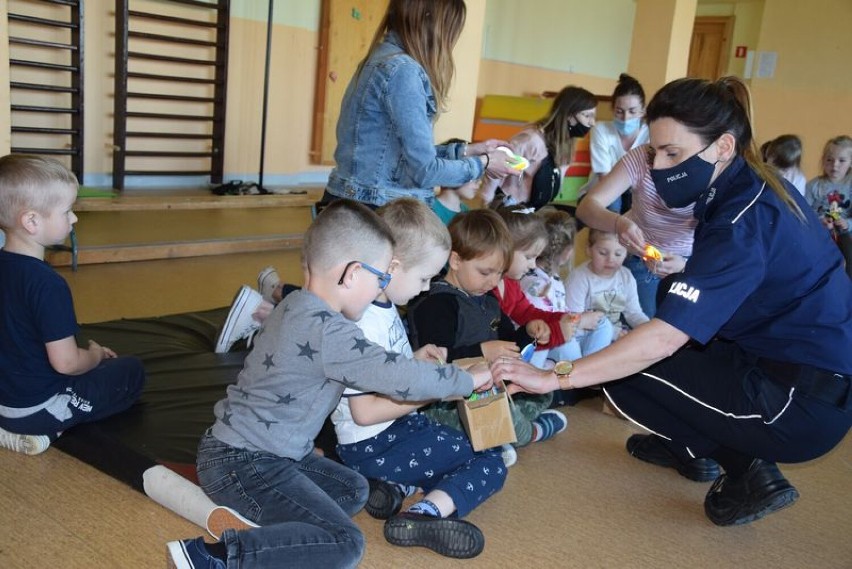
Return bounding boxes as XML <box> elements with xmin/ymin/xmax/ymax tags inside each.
<box><xmin>735</xmin><ymin>46</ymin><xmax>748</xmax><ymax>58</ymax></box>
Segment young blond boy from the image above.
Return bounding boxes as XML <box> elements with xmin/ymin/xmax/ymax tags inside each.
<box><xmin>168</xmin><ymin>199</ymin><xmax>493</xmax><ymax>568</ymax></box>
<box><xmin>0</xmin><ymin>155</ymin><xmax>145</xmax><ymax>456</ymax></box>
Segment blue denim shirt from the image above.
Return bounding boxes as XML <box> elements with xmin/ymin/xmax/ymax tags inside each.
<box><xmin>326</xmin><ymin>33</ymin><xmax>484</xmax><ymax>206</ymax></box>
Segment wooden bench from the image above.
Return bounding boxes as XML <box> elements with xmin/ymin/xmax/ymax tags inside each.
<box><xmin>48</xmin><ymin>190</ymin><xmax>323</xmax><ymax>268</ymax></box>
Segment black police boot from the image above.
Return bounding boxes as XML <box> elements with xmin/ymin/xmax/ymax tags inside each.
<box><xmin>626</xmin><ymin>434</ymin><xmax>721</xmax><ymax>482</ymax></box>
<box><xmin>704</xmin><ymin>459</ymin><xmax>799</xmax><ymax>526</ymax></box>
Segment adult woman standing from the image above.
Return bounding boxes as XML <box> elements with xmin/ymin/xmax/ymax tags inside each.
<box><xmin>493</xmin><ymin>76</ymin><xmax>851</xmax><ymax>527</ymax></box>
<box><xmin>575</xmin><ymin>144</ymin><xmax>696</xmax><ymax>317</ymax></box>
<box><xmin>583</xmin><ymin>73</ymin><xmax>650</xmax><ymax>213</ymax></box>
<box><xmin>324</xmin><ymin>0</ymin><xmax>517</xmax><ymax>208</ymax></box>
<box><xmin>482</xmin><ymin>86</ymin><xmax>598</xmax><ymax>208</ymax></box>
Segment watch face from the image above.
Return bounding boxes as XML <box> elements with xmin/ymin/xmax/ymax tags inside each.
<box><xmin>554</xmin><ymin>360</ymin><xmax>573</xmax><ymax>376</ymax></box>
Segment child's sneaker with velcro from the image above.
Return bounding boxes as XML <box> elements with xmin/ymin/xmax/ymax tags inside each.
<box><xmin>532</xmin><ymin>409</ymin><xmax>567</xmax><ymax>442</ymax></box>
<box><xmin>205</xmin><ymin>505</ymin><xmax>260</xmax><ymax>540</ymax></box>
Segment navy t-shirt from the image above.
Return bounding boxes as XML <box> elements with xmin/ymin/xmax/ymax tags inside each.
<box><xmin>655</xmin><ymin>157</ymin><xmax>852</xmax><ymax>375</ymax></box>
<box><xmin>0</xmin><ymin>250</ymin><xmax>79</xmax><ymax>407</ymax></box>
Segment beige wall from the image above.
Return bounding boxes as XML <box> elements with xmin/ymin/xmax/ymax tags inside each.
<box><xmin>749</xmin><ymin>0</ymin><xmax>852</xmax><ymax>178</ymax></box>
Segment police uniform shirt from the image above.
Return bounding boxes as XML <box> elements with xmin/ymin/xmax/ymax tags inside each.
<box><xmin>654</xmin><ymin>157</ymin><xmax>852</xmax><ymax>375</ymax></box>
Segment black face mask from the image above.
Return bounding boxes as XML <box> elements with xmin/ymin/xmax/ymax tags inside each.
<box><xmin>568</xmin><ymin>120</ymin><xmax>591</xmax><ymax>138</ymax></box>
<box><xmin>650</xmin><ymin>142</ymin><xmax>718</xmax><ymax>208</ymax></box>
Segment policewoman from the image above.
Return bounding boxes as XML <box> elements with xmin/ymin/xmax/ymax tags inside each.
<box><xmin>492</xmin><ymin>76</ymin><xmax>851</xmax><ymax>527</ymax></box>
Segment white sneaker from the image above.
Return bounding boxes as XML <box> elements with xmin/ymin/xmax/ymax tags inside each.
<box><xmin>215</xmin><ymin>285</ymin><xmax>263</xmax><ymax>353</ymax></box>
<box><xmin>500</xmin><ymin>444</ymin><xmax>518</xmax><ymax>468</ymax></box>
<box><xmin>0</xmin><ymin>426</ymin><xmax>50</xmax><ymax>455</ymax></box>
<box><xmin>206</xmin><ymin>505</ymin><xmax>260</xmax><ymax>540</ymax></box>
<box><xmin>257</xmin><ymin>266</ymin><xmax>281</xmax><ymax>304</ymax></box>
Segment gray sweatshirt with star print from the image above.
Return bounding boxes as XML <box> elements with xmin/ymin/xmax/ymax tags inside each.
<box><xmin>210</xmin><ymin>289</ymin><xmax>474</xmax><ymax>460</ymax></box>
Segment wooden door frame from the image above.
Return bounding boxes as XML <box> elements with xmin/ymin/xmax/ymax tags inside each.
<box><xmin>690</xmin><ymin>16</ymin><xmax>734</xmax><ymax>79</ymax></box>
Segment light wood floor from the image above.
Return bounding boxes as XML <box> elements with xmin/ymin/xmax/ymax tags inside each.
<box><xmin>1</xmin><ymin>252</ymin><xmax>850</xmax><ymax>568</ymax></box>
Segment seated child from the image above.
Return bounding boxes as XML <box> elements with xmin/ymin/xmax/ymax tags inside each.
<box><xmin>167</xmin><ymin>199</ymin><xmax>494</xmax><ymax>569</ymax></box>
<box><xmin>519</xmin><ymin>208</ymin><xmax>612</xmax><ymax>404</ymax></box>
<box><xmin>432</xmin><ymin>139</ymin><xmax>483</xmax><ymax>225</ymax></box>
<box><xmin>0</xmin><ymin>155</ymin><xmax>145</xmax><ymax>457</ymax></box>
<box><xmin>805</xmin><ymin>135</ymin><xmax>852</xmax><ymax>277</ymax></box>
<box><xmin>495</xmin><ymin>205</ymin><xmax>610</xmax><ymax>369</ymax></box>
<box><xmin>410</xmin><ymin>209</ymin><xmax>566</xmax><ymax>451</ymax></box>
<box><xmin>332</xmin><ymin>198</ymin><xmax>505</xmax><ymax>559</ymax></box>
<box><xmin>762</xmin><ymin>134</ymin><xmax>806</xmax><ymax>196</ymax></box>
<box><xmin>565</xmin><ymin>229</ymin><xmax>649</xmax><ymax>340</ymax></box>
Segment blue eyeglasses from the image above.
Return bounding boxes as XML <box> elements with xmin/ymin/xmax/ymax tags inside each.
<box><xmin>338</xmin><ymin>260</ymin><xmax>392</xmax><ymax>290</ymax></box>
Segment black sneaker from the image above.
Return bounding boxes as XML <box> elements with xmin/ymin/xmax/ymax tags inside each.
<box><xmin>626</xmin><ymin>434</ymin><xmax>721</xmax><ymax>482</ymax></box>
<box><xmin>704</xmin><ymin>459</ymin><xmax>799</xmax><ymax>526</ymax></box>
<box><xmin>384</xmin><ymin>512</ymin><xmax>485</xmax><ymax>559</ymax></box>
<box><xmin>364</xmin><ymin>479</ymin><xmax>405</xmax><ymax>520</ymax></box>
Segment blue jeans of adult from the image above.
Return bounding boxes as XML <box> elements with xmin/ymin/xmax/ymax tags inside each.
<box><xmin>336</xmin><ymin>413</ymin><xmax>506</xmax><ymax>518</ymax></box>
<box><xmin>624</xmin><ymin>254</ymin><xmax>660</xmax><ymax>318</ymax></box>
<box><xmin>196</xmin><ymin>431</ymin><xmax>368</xmax><ymax>569</ymax></box>
<box><xmin>0</xmin><ymin>356</ymin><xmax>145</xmax><ymax>438</ymax></box>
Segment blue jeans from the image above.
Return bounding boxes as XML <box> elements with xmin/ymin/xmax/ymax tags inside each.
<box><xmin>336</xmin><ymin>413</ymin><xmax>506</xmax><ymax>518</ymax></box>
<box><xmin>196</xmin><ymin>432</ymin><xmax>368</xmax><ymax>569</ymax></box>
<box><xmin>0</xmin><ymin>356</ymin><xmax>145</xmax><ymax>438</ymax></box>
<box><xmin>624</xmin><ymin>254</ymin><xmax>659</xmax><ymax>318</ymax></box>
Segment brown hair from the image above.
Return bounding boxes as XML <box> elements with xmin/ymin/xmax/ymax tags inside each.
<box><xmin>377</xmin><ymin>197</ymin><xmax>451</xmax><ymax>267</ymax></box>
<box><xmin>612</xmin><ymin>73</ymin><xmax>645</xmax><ymax>107</ymax></box>
<box><xmin>762</xmin><ymin>134</ymin><xmax>802</xmax><ymax>170</ymax></box>
<box><xmin>535</xmin><ymin>207</ymin><xmax>576</xmax><ymax>276</ymax></box>
<box><xmin>303</xmin><ymin>199</ymin><xmax>395</xmax><ymax>272</ymax></box>
<box><xmin>646</xmin><ymin>76</ymin><xmax>804</xmax><ymax>221</ymax></box>
<box><xmin>447</xmin><ymin>208</ymin><xmax>512</xmax><ymax>271</ymax></box>
<box><xmin>494</xmin><ymin>205</ymin><xmax>549</xmax><ymax>252</ymax></box>
<box><xmin>364</xmin><ymin>0</ymin><xmax>466</xmax><ymax>113</ymax></box>
<box><xmin>0</xmin><ymin>154</ymin><xmax>78</xmax><ymax>230</ymax></box>
<box><xmin>536</xmin><ymin>86</ymin><xmax>597</xmax><ymax>164</ymax></box>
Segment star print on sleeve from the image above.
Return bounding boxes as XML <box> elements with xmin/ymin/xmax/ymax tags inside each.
<box><xmin>384</xmin><ymin>351</ymin><xmax>400</xmax><ymax>363</ymax></box>
<box><xmin>297</xmin><ymin>341</ymin><xmax>319</xmax><ymax>360</ymax></box>
<box><xmin>339</xmin><ymin>376</ymin><xmax>359</xmax><ymax>390</ymax></box>
<box><xmin>220</xmin><ymin>411</ymin><xmax>232</xmax><ymax>426</ymax></box>
<box><xmin>263</xmin><ymin>353</ymin><xmax>275</xmax><ymax>370</ymax></box>
<box><xmin>435</xmin><ymin>366</ymin><xmax>449</xmax><ymax>381</ymax></box>
<box><xmin>312</xmin><ymin>310</ymin><xmax>333</xmax><ymax>322</ymax></box>
<box><xmin>395</xmin><ymin>387</ymin><xmax>411</xmax><ymax>400</ymax></box>
<box><xmin>351</xmin><ymin>337</ymin><xmax>371</xmax><ymax>354</ymax></box>
<box><xmin>276</xmin><ymin>393</ymin><xmax>296</xmax><ymax>405</ymax></box>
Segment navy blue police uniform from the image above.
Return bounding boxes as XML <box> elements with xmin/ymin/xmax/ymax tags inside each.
<box><xmin>603</xmin><ymin>156</ymin><xmax>851</xmax><ymax>465</ymax></box>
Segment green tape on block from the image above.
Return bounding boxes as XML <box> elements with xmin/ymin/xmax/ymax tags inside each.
<box><xmin>77</xmin><ymin>187</ymin><xmax>118</xmax><ymax>198</ymax></box>
<box><xmin>553</xmin><ymin>176</ymin><xmax>588</xmax><ymax>205</ymax></box>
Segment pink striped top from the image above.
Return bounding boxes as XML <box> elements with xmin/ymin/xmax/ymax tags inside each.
<box><xmin>622</xmin><ymin>145</ymin><xmax>697</xmax><ymax>257</ymax></box>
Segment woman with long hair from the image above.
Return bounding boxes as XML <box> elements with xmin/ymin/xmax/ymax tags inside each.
<box><xmin>324</xmin><ymin>0</ymin><xmax>517</xmax><ymax>208</ymax></box>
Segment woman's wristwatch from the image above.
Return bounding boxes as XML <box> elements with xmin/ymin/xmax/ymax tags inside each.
<box><xmin>554</xmin><ymin>360</ymin><xmax>574</xmax><ymax>390</ymax></box>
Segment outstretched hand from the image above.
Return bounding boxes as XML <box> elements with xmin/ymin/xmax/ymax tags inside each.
<box><xmin>490</xmin><ymin>357</ymin><xmax>556</xmax><ymax>395</ymax></box>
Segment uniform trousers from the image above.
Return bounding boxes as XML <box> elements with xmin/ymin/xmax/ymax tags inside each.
<box><xmin>603</xmin><ymin>340</ymin><xmax>851</xmax><ymax>468</ymax></box>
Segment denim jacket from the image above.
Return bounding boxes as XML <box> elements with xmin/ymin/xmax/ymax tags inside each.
<box><xmin>326</xmin><ymin>33</ymin><xmax>484</xmax><ymax>206</ymax></box>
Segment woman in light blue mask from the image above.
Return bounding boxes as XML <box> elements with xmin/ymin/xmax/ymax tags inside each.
<box><xmin>583</xmin><ymin>73</ymin><xmax>649</xmax><ymax>214</ymax></box>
